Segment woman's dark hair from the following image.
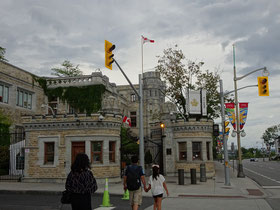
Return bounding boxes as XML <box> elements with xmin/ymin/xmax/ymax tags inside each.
<box><xmin>71</xmin><ymin>153</ymin><xmax>90</xmax><ymax>172</ymax></box>
<box><xmin>152</xmin><ymin>166</ymin><xmax>160</xmax><ymax>180</ymax></box>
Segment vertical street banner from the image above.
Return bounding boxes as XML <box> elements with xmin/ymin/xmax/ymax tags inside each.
<box><xmin>188</xmin><ymin>90</ymin><xmax>201</xmax><ymax>114</ymax></box>
<box><xmin>225</xmin><ymin>103</ymin><xmax>236</xmax><ymax>130</ymax></box>
<box><xmin>239</xmin><ymin>102</ymin><xmax>248</xmax><ymax>130</ymax></box>
<box><xmin>201</xmin><ymin>89</ymin><xmax>207</xmax><ymax>116</ymax></box>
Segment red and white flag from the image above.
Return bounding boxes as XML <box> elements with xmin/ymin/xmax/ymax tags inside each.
<box><xmin>122</xmin><ymin>116</ymin><xmax>131</xmax><ymax>127</ymax></box>
<box><xmin>142</xmin><ymin>35</ymin><xmax>154</xmax><ymax>44</ymax></box>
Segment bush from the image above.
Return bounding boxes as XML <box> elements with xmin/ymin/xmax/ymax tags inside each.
<box><xmin>0</xmin><ymin>145</ymin><xmax>9</xmax><ymax>175</ymax></box>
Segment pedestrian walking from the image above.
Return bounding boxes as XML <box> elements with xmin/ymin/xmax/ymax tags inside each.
<box><xmin>145</xmin><ymin>164</ymin><xmax>169</xmax><ymax>210</ymax></box>
<box><xmin>65</xmin><ymin>153</ymin><xmax>98</xmax><ymax>210</ymax></box>
<box><xmin>123</xmin><ymin>156</ymin><xmax>147</xmax><ymax>210</ymax></box>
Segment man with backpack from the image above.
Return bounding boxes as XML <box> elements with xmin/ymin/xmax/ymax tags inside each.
<box><xmin>123</xmin><ymin>156</ymin><xmax>147</xmax><ymax>210</ymax></box>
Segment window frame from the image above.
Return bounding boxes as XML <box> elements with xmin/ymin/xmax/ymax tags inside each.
<box><xmin>192</xmin><ymin>142</ymin><xmax>202</xmax><ymax>161</ymax></box>
<box><xmin>178</xmin><ymin>142</ymin><xmax>187</xmax><ymax>161</ymax></box>
<box><xmin>0</xmin><ymin>83</ymin><xmax>9</xmax><ymax>104</ymax></box>
<box><xmin>16</xmin><ymin>88</ymin><xmax>32</xmax><ymax>109</ymax></box>
<box><xmin>207</xmin><ymin>142</ymin><xmax>210</xmax><ymax>160</ymax></box>
<box><xmin>131</xmin><ymin>93</ymin><xmax>136</xmax><ymax>102</ymax></box>
<box><xmin>91</xmin><ymin>141</ymin><xmax>103</xmax><ymax>164</ymax></box>
<box><xmin>130</xmin><ymin>111</ymin><xmax>137</xmax><ymax>127</ymax></box>
<box><xmin>109</xmin><ymin>141</ymin><xmax>116</xmax><ymax>163</ymax></box>
<box><xmin>44</xmin><ymin>142</ymin><xmax>55</xmax><ymax>165</ymax></box>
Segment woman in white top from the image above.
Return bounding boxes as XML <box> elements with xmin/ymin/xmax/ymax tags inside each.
<box><xmin>145</xmin><ymin>164</ymin><xmax>169</xmax><ymax>210</ymax></box>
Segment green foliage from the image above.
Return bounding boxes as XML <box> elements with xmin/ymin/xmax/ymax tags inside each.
<box><xmin>33</xmin><ymin>77</ymin><xmax>105</xmax><ymax>115</ymax></box>
<box><xmin>0</xmin><ymin>46</ymin><xmax>8</xmax><ymax>62</ymax></box>
<box><xmin>155</xmin><ymin>45</ymin><xmax>233</xmax><ymax>119</ymax></box>
<box><xmin>262</xmin><ymin>125</ymin><xmax>279</xmax><ymax>146</ymax></box>
<box><xmin>0</xmin><ymin>110</ymin><xmax>11</xmax><ymax>146</ymax></box>
<box><xmin>51</xmin><ymin>60</ymin><xmax>82</xmax><ymax>77</ymax></box>
<box><xmin>0</xmin><ymin>145</ymin><xmax>9</xmax><ymax>175</ymax></box>
<box><xmin>120</xmin><ymin>127</ymin><xmax>139</xmax><ymax>163</ymax></box>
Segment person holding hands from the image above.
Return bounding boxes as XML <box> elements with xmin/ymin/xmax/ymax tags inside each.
<box><xmin>145</xmin><ymin>164</ymin><xmax>169</xmax><ymax>210</ymax></box>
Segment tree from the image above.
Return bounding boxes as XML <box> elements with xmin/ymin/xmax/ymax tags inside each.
<box><xmin>120</xmin><ymin>127</ymin><xmax>139</xmax><ymax>164</ymax></box>
<box><xmin>51</xmin><ymin>60</ymin><xmax>82</xmax><ymax>77</ymax></box>
<box><xmin>262</xmin><ymin>125</ymin><xmax>279</xmax><ymax>147</ymax></box>
<box><xmin>155</xmin><ymin>45</ymin><xmax>227</xmax><ymax>119</ymax></box>
<box><xmin>0</xmin><ymin>47</ymin><xmax>8</xmax><ymax>62</ymax></box>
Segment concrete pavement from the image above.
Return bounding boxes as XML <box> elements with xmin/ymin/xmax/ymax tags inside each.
<box><xmin>0</xmin><ymin>161</ymin><xmax>273</xmax><ymax>210</ymax></box>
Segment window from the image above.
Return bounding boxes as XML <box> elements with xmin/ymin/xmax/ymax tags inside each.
<box><xmin>0</xmin><ymin>83</ymin><xmax>9</xmax><ymax>103</ymax></box>
<box><xmin>109</xmin><ymin>141</ymin><xmax>116</xmax><ymax>162</ymax></box>
<box><xmin>131</xmin><ymin>94</ymin><xmax>136</xmax><ymax>102</ymax></box>
<box><xmin>178</xmin><ymin>142</ymin><xmax>187</xmax><ymax>160</ymax></box>
<box><xmin>130</xmin><ymin>111</ymin><xmax>137</xmax><ymax>127</ymax></box>
<box><xmin>91</xmin><ymin>141</ymin><xmax>103</xmax><ymax>163</ymax></box>
<box><xmin>207</xmin><ymin>142</ymin><xmax>210</xmax><ymax>160</ymax></box>
<box><xmin>17</xmin><ymin>89</ymin><xmax>32</xmax><ymax>109</ymax></box>
<box><xmin>192</xmin><ymin>142</ymin><xmax>202</xmax><ymax>160</ymax></box>
<box><xmin>44</xmin><ymin>142</ymin><xmax>55</xmax><ymax>164</ymax></box>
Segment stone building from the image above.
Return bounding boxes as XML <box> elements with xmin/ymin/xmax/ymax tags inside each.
<box><xmin>0</xmin><ymin>61</ymin><xmax>215</xmax><ymax>182</ymax></box>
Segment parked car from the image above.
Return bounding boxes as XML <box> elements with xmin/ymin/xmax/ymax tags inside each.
<box><xmin>250</xmin><ymin>158</ymin><xmax>258</xmax><ymax>162</ymax></box>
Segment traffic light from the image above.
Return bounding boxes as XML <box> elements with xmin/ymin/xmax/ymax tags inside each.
<box><xmin>105</xmin><ymin>40</ymin><xmax>115</xmax><ymax>70</ymax></box>
<box><xmin>213</xmin><ymin>124</ymin><xmax>219</xmax><ymax>137</ymax></box>
<box><xmin>258</xmin><ymin>76</ymin><xmax>269</xmax><ymax>96</ymax></box>
<box><xmin>224</xmin><ymin>121</ymin><xmax>230</xmax><ymax>134</ymax></box>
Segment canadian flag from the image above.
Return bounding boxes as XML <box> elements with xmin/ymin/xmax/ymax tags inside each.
<box><xmin>123</xmin><ymin>116</ymin><xmax>131</xmax><ymax>127</ymax></box>
<box><xmin>142</xmin><ymin>35</ymin><xmax>154</xmax><ymax>44</ymax></box>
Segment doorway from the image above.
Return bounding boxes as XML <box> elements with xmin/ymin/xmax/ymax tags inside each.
<box><xmin>71</xmin><ymin>142</ymin><xmax>85</xmax><ymax>164</ymax></box>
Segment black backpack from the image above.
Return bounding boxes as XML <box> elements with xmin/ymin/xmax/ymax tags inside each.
<box><xmin>126</xmin><ymin>166</ymin><xmax>141</xmax><ymax>191</ymax></box>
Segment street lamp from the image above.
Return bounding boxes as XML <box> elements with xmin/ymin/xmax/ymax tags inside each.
<box><xmin>41</xmin><ymin>104</ymin><xmax>55</xmax><ymax>116</ymax></box>
<box><xmin>232</xmin><ymin>45</ymin><xmax>268</xmax><ymax>178</ymax></box>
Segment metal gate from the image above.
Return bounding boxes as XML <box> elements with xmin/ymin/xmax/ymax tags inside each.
<box><xmin>0</xmin><ymin>131</ymin><xmax>25</xmax><ymax>181</ymax></box>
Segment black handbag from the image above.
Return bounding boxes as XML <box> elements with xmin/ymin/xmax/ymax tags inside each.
<box><xmin>61</xmin><ymin>190</ymin><xmax>72</xmax><ymax>204</ymax></box>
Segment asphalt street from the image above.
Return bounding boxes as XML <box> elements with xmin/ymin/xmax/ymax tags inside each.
<box><xmin>0</xmin><ymin>193</ymin><xmax>154</xmax><ymax>210</ymax></box>
<box><xmin>231</xmin><ymin>159</ymin><xmax>280</xmax><ymax>210</ymax></box>
<box><xmin>242</xmin><ymin>159</ymin><xmax>280</xmax><ymax>186</ymax></box>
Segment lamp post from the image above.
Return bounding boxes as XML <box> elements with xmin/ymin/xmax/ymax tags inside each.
<box><xmin>232</xmin><ymin>45</ymin><xmax>269</xmax><ymax>178</ymax></box>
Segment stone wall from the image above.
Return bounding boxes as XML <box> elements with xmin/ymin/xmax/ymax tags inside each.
<box><xmin>0</xmin><ymin>61</ymin><xmax>45</xmax><ymax>127</ymax></box>
<box><xmin>22</xmin><ymin>114</ymin><xmax>122</xmax><ymax>183</ymax></box>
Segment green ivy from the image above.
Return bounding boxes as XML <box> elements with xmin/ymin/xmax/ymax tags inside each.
<box><xmin>33</xmin><ymin>77</ymin><xmax>105</xmax><ymax>114</ymax></box>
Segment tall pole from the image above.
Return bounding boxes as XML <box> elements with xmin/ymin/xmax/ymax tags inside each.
<box><xmin>139</xmin><ymin>37</ymin><xmax>145</xmax><ymax>172</ymax></box>
<box><xmin>219</xmin><ymin>79</ymin><xmax>230</xmax><ymax>185</ymax></box>
<box><xmin>233</xmin><ymin>45</ymin><xmax>245</xmax><ymax>178</ymax></box>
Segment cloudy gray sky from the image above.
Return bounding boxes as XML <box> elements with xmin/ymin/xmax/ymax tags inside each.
<box><xmin>1</xmin><ymin>0</ymin><xmax>279</xmax><ymax>148</ymax></box>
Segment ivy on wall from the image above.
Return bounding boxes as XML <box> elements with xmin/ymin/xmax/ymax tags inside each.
<box><xmin>33</xmin><ymin>77</ymin><xmax>105</xmax><ymax>114</ymax></box>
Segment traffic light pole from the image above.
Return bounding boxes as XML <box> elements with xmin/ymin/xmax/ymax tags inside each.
<box><xmin>113</xmin><ymin>59</ymin><xmax>145</xmax><ymax>173</ymax></box>
<box><xmin>219</xmin><ymin>80</ymin><xmax>230</xmax><ymax>186</ymax></box>
<box><xmin>232</xmin><ymin>45</ymin><xmax>268</xmax><ymax>178</ymax></box>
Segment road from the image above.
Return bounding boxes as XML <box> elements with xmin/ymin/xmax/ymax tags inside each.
<box><xmin>0</xmin><ymin>193</ymin><xmax>154</xmax><ymax>210</ymax></box>
<box><xmin>232</xmin><ymin>159</ymin><xmax>280</xmax><ymax>210</ymax></box>
<box><xmin>242</xmin><ymin>159</ymin><xmax>280</xmax><ymax>187</ymax></box>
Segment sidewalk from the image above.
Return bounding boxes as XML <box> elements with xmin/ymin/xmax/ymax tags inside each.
<box><xmin>0</xmin><ymin>161</ymin><xmax>272</xmax><ymax>210</ymax></box>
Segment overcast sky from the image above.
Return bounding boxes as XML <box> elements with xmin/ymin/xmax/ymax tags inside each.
<box><xmin>1</xmin><ymin>0</ymin><xmax>279</xmax><ymax>149</ymax></box>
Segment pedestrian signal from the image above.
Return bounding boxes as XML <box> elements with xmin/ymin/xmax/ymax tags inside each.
<box><xmin>258</xmin><ymin>76</ymin><xmax>269</xmax><ymax>96</ymax></box>
<box><xmin>105</xmin><ymin>40</ymin><xmax>115</xmax><ymax>70</ymax></box>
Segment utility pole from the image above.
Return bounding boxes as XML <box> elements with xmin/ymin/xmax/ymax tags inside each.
<box><xmin>219</xmin><ymin>79</ymin><xmax>230</xmax><ymax>186</ymax></box>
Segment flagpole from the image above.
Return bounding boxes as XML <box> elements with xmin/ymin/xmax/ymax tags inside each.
<box><xmin>139</xmin><ymin>36</ymin><xmax>145</xmax><ymax>172</ymax></box>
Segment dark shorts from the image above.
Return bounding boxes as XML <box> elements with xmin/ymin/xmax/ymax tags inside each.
<box><xmin>153</xmin><ymin>193</ymin><xmax>163</xmax><ymax>198</ymax></box>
